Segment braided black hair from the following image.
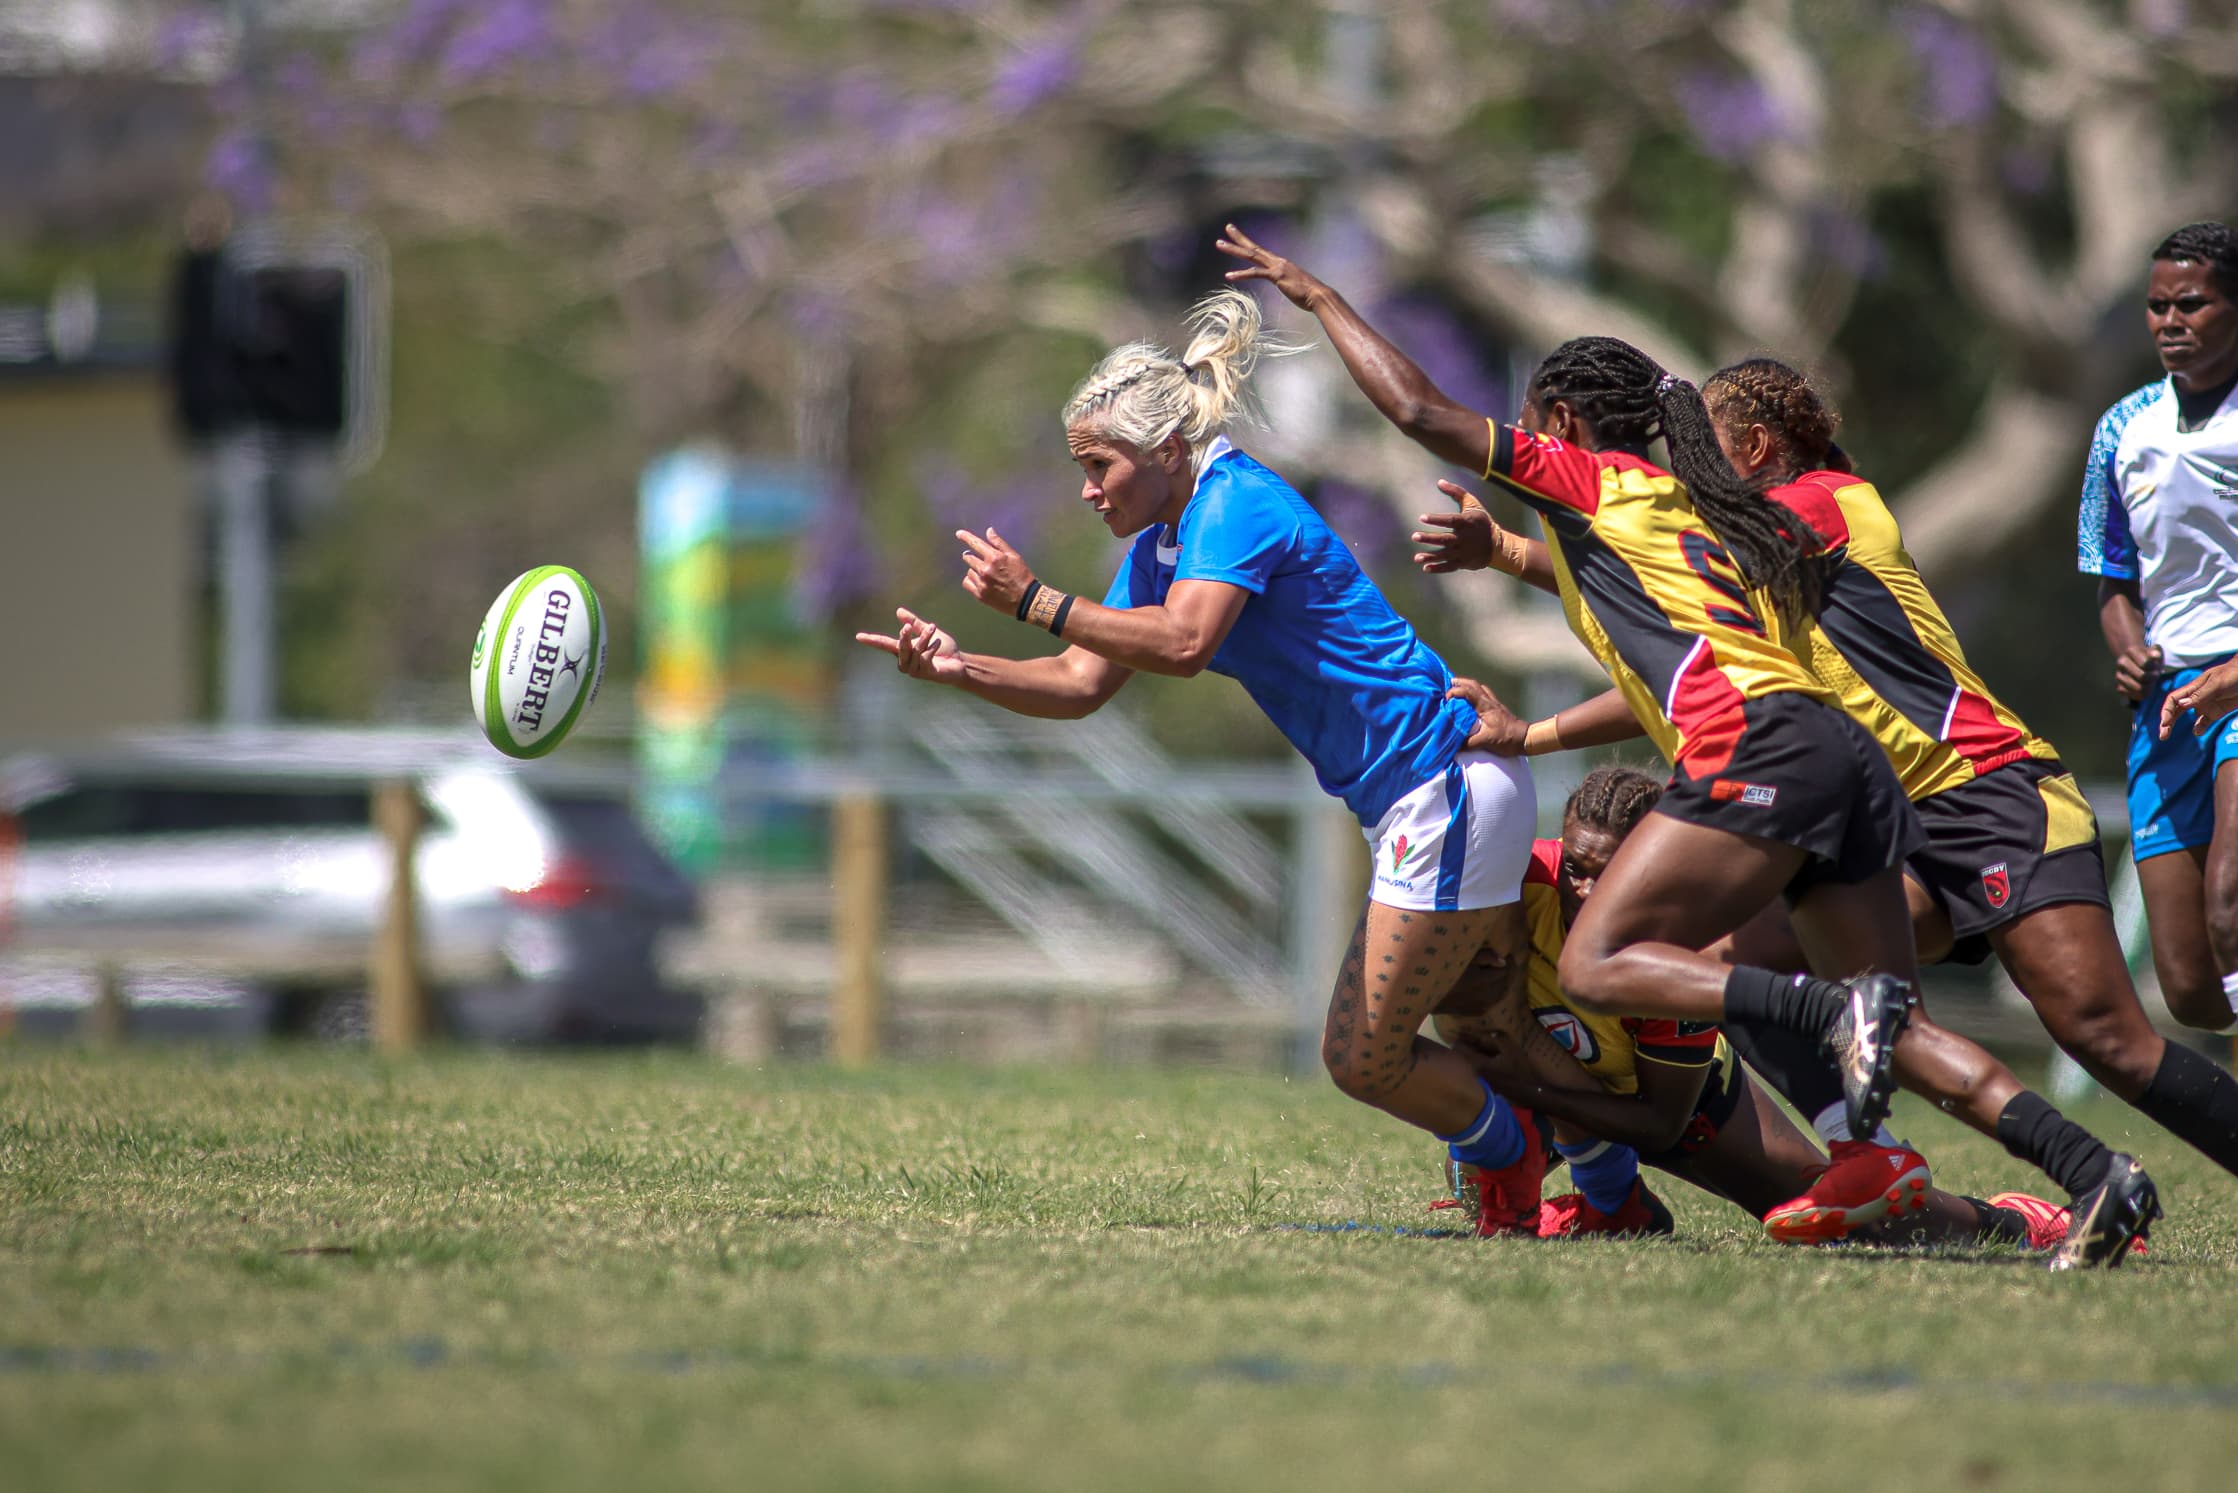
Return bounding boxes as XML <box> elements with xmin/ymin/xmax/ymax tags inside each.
<box><xmin>1528</xmin><ymin>335</ymin><xmax>1826</xmax><ymax>622</ymax></box>
<box><xmin>1564</xmin><ymin>764</ymin><xmax>1663</xmax><ymax>838</ymax></box>
<box><xmin>2154</xmin><ymin>222</ymin><xmax>2238</xmax><ymax>300</ymax></box>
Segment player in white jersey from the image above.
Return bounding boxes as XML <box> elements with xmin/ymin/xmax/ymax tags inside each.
<box><xmin>2081</xmin><ymin>222</ymin><xmax>2238</xmax><ymax>1034</ymax></box>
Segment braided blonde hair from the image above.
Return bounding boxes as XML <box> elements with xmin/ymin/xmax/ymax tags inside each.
<box><xmin>1061</xmin><ymin>289</ymin><xmax>1302</xmax><ymax>455</ymax></box>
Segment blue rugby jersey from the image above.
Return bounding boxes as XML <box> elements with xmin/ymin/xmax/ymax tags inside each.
<box><xmin>1101</xmin><ymin>438</ymin><xmax>1474</xmax><ymax>826</ymax></box>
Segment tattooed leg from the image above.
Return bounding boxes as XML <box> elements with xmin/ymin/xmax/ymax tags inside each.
<box><xmin>1320</xmin><ymin>898</ymin><xmax>1523</xmax><ymax>1136</ymax></box>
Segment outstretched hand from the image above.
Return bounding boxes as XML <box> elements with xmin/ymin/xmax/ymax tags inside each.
<box><xmin>1414</xmin><ymin>480</ymin><xmax>1500</xmax><ymax>574</ymax></box>
<box><xmin>1448</xmin><ymin>675</ymin><xmax>1529</xmax><ymax>755</ymax></box>
<box><xmin>958</xmin><ymin>527</ymin><xmax>1037</xmax><ymax>616</ymax></box>
<box><xmin>2161</xmin><ymin>657</ymin><xmax>2238</xmax><ymax>739</ymax></box>
<box><xmin>853</xmin><ymin>607</ymin><xmax>967</xmax><ymax>683</ymax></box>
<box><xmin>1215</xmin><ymin>222</ymin><xmax>1324</xmax><ymax>310</ymax></box>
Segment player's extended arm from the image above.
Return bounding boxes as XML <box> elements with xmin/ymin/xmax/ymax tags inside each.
<box><xmin>1447</xmin><ymin>680</ymin><xmax>1647</xmax><ymax>756</ymax></box>
<box><xmin>1040</xmin><ymin>580</ymin><xmax>1249</xmax><ymax>678</ymax></box>
<box><xmin>853</xmin><ymin>608</ymin><xmax>1133</xmax><ymax>719</ymax></box>
<box><xmin>1476</xmin><ymin>1046</ymin><xmax>1711</xmax><ymax>1155</ymax></box>
<box><xmin>1218</xmin><ymin>225</ymin><xmax>1491</xmax><ymax>475</ymax></box>
<box><xmin>955</xmin><ymin>527</ymin><xmax>1249</xmax><ymax>677</ymax></box>
<box><xmin>1415</xmin><ymin>480</ymin><xmax>1559</xmax><ymax>593</ymax></box>
<box><xmin>2098</xmin><ymin>578</ymin><xmax>2161</xmax><ymax>703</ymax></box>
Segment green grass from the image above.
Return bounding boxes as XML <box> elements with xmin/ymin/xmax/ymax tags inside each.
<box><xmin>4</xmin><ymin>1046</ymin><xmax>2237</xmax><ymax>1492</ymax></box>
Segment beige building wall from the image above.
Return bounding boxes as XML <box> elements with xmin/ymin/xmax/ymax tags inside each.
<box><xmin>0</xmin><ymin>374</ymin><xmax>196</xmax><ymax>739</ymax></box>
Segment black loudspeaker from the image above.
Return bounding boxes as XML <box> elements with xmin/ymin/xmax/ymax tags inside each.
<box><xmin>170</xmin><ymin>252</ymin><xmax>350</xmax><ymax>441</ymax></box>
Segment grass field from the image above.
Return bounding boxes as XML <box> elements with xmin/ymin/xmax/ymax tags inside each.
<box><xmin>5</xmin><ymin>1045</ymin><xmax>2237</xmax><ymax>1492</ymax></box>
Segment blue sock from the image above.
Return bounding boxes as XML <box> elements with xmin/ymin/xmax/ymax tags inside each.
<box><xmin>1555</xmin><ymin>1138</ymin><xmax>1640</xmax><ymax>1214</ymax></box>
<box><xmin>1439</xmin><ymin>1080</ymin><xmax>1524</xmax><ymax>1170</ymax></box>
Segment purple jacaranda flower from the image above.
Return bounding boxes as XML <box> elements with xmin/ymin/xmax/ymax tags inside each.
<box><xmin>624</xmin><ymin>38</ymin><xmax>708</xmax><ymax>100</ymax></box>
<box><xmin>789</xmin><ymin>291</ymin><xmax>849</xmax><ymax>341</ymax></box>
<box><xmin>922</xmin><ymin>463</ymin><xmax>1050</xmax><ymax>554</ymax></box>
<box><xmin>352</xmin><ymin>0</ymin><xmax>468</xmax><ymax>83</ymax></box>
<box><xmin>397</xmin><ymin>98</ymin><xmax>443</xmax><ymax>144</ymax></box>
<box><xmin>154</xmin><ymin>11</ymin><xmax>225</xmax><ymax>73</ymax></box>
<box><xmin>989</xmin><ymin>34</ymin><xmax>1079</xmax><ymax>115</ymax></box>
<box><xmin>774</xmin><ymin>138</ymin><xmax>875</xmax><ymax>194</ymax></box>
<box><xmin>689</xmin><ymin>120</ymin><xmax>739</xmax><ymax>167</ymax></box>
<box><xmin>1373</xmin><ymin>295</ymin><xmax>1506</xmax><ymax>422</ymax></box>
<box><xmin>584</xmin><ymin>8</ymin><xmax>656</xmax><ymax>78</ymax></box>
<box><xmin>1901</xmin><ymin>8</ymin><xmax>1997</xmax><ymax>128</ymax></box>
<box><xmin>274</xmin><ymin>53</ymin><xmax>322</xmax><ymax>101</ymax></box>
<box><xmin>1315</xmin><ymin>478</ymin><xmax>1403</xmax><ymax>559</ymax></box>
<box><xmin>2000</xmin><ymin>144</ymin><xmax>2055</xmax><ymax>197</ymax></box>
<box><xmin>1673</xmin><ymin>69</ymin><xmax>1784</xmax><ymax>163</ymax></box>
<box><xmin>1810</xmin><ymin>208</ymin><xmax>1886</xmax><ymax>280</ymax></box>
<box><xmin>301</xmin><ymin>97</ymin><xmax>347</xmax><ymax>142</ymax></box>
<box><xmin>440</xmin><ymin>0</ymin><xmax>553</xmax><ymax>85</ymax></box>
<box><xmin>920</xmin><ymin>464</ymin><xmax>978</xmax><ymax>532</ymax></box>
<box><xmin>205</xmin><ymin>128</ymin><xmax>273</xmax><ymax>214</ymax></box>
<box><xmin>830</xmin><ymin>69</ymin><xmax>908</xmax><ymax>134</ymax></box>
<box><xmin>793</xmin><ymin>480</ymin><xmax>882</xmax><ymax>623</ymax></box>
<box><xmin>2135</xmin><ymin>0</ymin><xmax>2187</xmax><ymax>38</ymax></box>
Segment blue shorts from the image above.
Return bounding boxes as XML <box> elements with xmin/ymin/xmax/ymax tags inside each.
<box><xmin>2127</xmin><ymin>658</ymin><xmax>2238</xmax><ymax>860</ymax></box>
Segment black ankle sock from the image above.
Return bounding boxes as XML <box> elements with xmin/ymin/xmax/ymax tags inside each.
<box><xmin>2136</xmin><ymin>1042</ymin><xmax>2238</xmax><ymax>1179</ymax></box>
<box><xmin>1994</xmin><ymin>1092</ymin><xmax>2115</xmax><ymax>1200</ymax></box>
<box><xmin>1724</xmin><ymin>1019</ymin><xmax>1849</xmax><ymax>1120</ymax></box>
<box><xmin>1721</xmin><ymin>966</ymin><xmax>1845</xmax><ymax>1037</ymax></box>
<box><xmin>1963</xmin><ymin>1195</ymin><xmax>2032</xmax><ymax>1247</ymax></box>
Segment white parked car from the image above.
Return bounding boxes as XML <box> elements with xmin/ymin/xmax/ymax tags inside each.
<box><xmin>0</xmin><ymin>728</ymin><xmax>702</xmax><ymax>1043</ymax></box>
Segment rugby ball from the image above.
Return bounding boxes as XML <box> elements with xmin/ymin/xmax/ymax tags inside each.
<box><xmin>469</xmin><ymin>566</ymin><xmax>607</xmax><ymax>759</ymax></box>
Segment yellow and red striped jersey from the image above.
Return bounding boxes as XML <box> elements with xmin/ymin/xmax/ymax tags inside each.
<box><xmin>1766</xmin><ymin>471</ymin><xmax>2056</xmax><ymax>801</ymax></box>
<box><xmin>1482</xmin><ymin>422</ymin><xmax>1840</xmax><ymax>775</ymax></box>
<box><xmin>1520</xmin><ymin>839</ymin><xmax>1723</xmax><ymax>1094</ymax></box>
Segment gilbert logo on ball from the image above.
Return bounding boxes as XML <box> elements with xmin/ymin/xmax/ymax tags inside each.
<box><xmin>469</xmin><ymin>566</ymin><xmax>608</xmax><ymax>759</ymax></box>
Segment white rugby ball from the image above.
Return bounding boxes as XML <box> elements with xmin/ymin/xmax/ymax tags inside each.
<box><xmin>469</xmin><ymin>566</ymin><xmax>608</xmax><ymax>759</ymax></box>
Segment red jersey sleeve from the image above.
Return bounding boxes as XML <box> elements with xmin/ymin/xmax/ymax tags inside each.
<box><xmin>1483</xmin><ymin>420</ymin><xmax>1605</xmax><ymax>522</ymax></box>
<box><xmin>1624</xmin><ymin>1016</ymin><xmax>1720</xmax><ymax>1067</ymax></box>
<box><xmin>1763</xmin><ymin>471</ymin><xmax>1851</xmax><ymax>556</ymax></box>
<box><xmin>1525</xmin><ymin>837</ymin><xmax>1562</xmax><ymax>888</ymax></box>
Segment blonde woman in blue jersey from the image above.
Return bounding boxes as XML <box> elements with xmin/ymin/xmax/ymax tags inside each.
<box><xmin>856</xmin><ymin>290</ymin><xmax>1560</xmax><ymax>1236</ymax></box>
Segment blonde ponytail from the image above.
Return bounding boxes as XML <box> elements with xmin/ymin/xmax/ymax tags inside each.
<box><xmin>1062</xmin><ymin>288</ymin><xmax>1303</xmax><ymax>454</ymax></box>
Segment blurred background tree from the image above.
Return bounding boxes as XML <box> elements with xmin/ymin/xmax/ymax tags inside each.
<box><xmin>8</xmin><ymin>0</ymin><xmax>2237</xmax><ymax>771</ymax></box>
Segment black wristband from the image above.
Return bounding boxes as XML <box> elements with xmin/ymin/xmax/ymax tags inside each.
<box><xmin>1049</xmin><ymin>593</ymin><xmax>1076</xmax><ymax>637</ymax></box>
<box><xmin>1014</xmin><ymin>579</ymin><xmax>1044</xmax><ymax>621</ymax></box>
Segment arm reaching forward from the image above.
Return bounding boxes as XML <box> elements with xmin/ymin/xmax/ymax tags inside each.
<box><xmin>1218</xmin><ymin>223</ymin><xmax>1494</xmax><ymax>476</ymax></box>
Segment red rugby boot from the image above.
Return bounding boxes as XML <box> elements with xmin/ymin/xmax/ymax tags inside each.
<box><xmin>1985</xmin><ymin>1192</ymin><xmax>2070</xmax><ymax>1251</ymax></box>
<box><xmin>1537</xmin><ymin>1179</ymin><xmax>1676</xmax><ymax>1239</ymax></box>
<box><xmin>1762</xmin><ymin>1139</ymin><xmax>1931</xmax><ymax>1244</ymax></box>
<box><xmin>1466</xmin><ymin>1105</ymin><xmax>1546</xmax><ymax>1238</ymax></box>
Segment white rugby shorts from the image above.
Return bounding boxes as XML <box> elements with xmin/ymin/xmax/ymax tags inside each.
<box><xmin>1364</xmin><ymin>750</ymin><xmax>1536</xmax><ymax>912</ymax></box>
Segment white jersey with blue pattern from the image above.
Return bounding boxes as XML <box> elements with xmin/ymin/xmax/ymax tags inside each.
<box><xmin>2077</xmin><ymin>377</ymin><xmax>2238</xmax><ymax>666</ymax></box>
<box><xmin>1100</xmin><ymin>438</ymin><xmax>1474</xmax><ymax>826</ymax></box>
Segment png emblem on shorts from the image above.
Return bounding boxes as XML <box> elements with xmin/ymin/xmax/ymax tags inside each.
<box><xmin>1981</xmin><ymin>861</ymin><xmax>2011</xmax><ymax>909</ymax></box>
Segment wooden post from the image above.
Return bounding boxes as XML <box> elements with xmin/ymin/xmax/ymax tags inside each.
<box><xmin>86</xmin><ymin>961</ymin><xmax>127</xmax><ymax>1045</ymax></box>
<box><xmin>370</xmin><ymin>780</ymin><xmax>428</xmax><ymax>1055</ymax></box>
<box><xmin>829</xmin><ymin>792</ymin><xmax>887</xmax><ymax>1066</ymax></box>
